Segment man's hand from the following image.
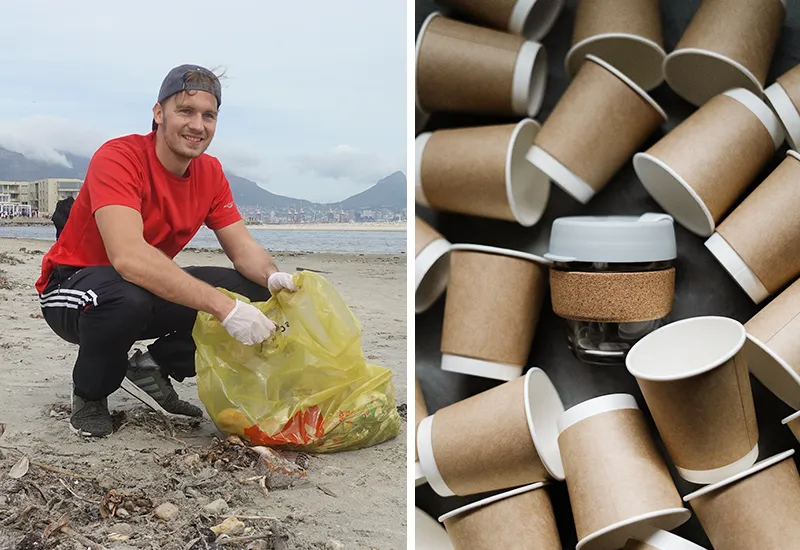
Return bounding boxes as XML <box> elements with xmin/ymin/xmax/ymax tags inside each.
<box><xmin>221</xmin><ymin>300</ymin><xmax>277</xmax><ymax>345</ymax></box>
<box><xmin>268</xmin><ymin>272</ymin><xmax>299</xmax><ymax>294</ymax></box>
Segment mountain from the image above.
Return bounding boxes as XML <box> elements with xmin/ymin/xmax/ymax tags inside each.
<box><xmin>327</xmin><ymin>171</ymin><xmax>406</xmax><ymax>209</ymax></box>
<box><xmin>0</xmin><ymin>146</ymin><xmax>406</xmax><ymax>210</ymax></box>
<box><xmin>226</xmin><ymin>173</ymin><xmax>314</xmax><ymax>209</ymax></box>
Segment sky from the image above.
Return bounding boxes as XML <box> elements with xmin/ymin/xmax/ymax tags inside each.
<box><xmin>0</xmin><ymin>1</ymin><xmax>407</xmax><ymax>203</ymax></box>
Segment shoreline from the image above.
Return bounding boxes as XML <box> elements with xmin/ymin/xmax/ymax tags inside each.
<box><xmin>0</xmin><ymin>237</ymin><xmax>406</xmax><ymax>259</ymax></box>
<box><xmin>243</xmin><ymin>222</ymin><xmax>406</xmax><ymax>231</ymax></box>
<box><xmin>0</xmin><ymin>221</ymin><xmax>407</xmax><ymax>232</ymax></box>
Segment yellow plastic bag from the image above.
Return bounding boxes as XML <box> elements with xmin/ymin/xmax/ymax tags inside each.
<box><xmin>192</xmin><ymin>271</ymin><xmax>402</xmax><ymax>453</ymax></box>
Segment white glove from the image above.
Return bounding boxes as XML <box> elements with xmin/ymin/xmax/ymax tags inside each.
<box><xmin>221</xmin><ymin>300</ymin><xmax>276</xmax><ymax>345</ymax></box>
<box><xmin>268</xmin><ymin>272</ymin><xmax>299</xmax><ymax>294</ymax></box>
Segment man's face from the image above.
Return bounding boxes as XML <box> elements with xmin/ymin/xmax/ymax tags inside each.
<box><xmin>154</xmin><ymin>90</ymin><xmax>218</xmax><ymax>160</ymax></box>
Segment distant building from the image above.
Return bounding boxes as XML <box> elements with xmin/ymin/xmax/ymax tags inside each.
<box><xmin>28</xmin><ymin>178</ymin><xmax>83</xmax><ymax>216</ymax></box>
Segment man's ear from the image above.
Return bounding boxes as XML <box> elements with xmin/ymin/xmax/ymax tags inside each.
<box><xmin>152</xmin><ymin>102</ymin><xmax>164</xmax><ymax>126</ymax></box>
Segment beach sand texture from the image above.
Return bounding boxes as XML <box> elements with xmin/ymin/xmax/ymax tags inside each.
<box><xmin>0</xmin><ymin>238</ymin><xmax>407</xmax><ymax>549</ymax></box>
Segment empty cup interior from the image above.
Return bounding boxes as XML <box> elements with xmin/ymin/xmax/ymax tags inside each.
<box><xmin>415</xmin><ymin>132</ymin><xmax>433</xmax><ymax>206</ymax></box>
<box><xmin>508</xmin><ymin>119</ymin><xmax>550</xmax><ymax>226</ymax></box>
<box><xmin>567</xmin><ymin>34</ymin><xmax>666</xmax><ymax>91</ymax></box>
<box><xmin>512</xmin><ymin>41</ymin><xmax>548</xmax><ymax>117</ymax></box>
<box><xmin>626</xmin><ymin>317</ymin><xmax>746</xmax><ymax>380</ymax></box>
<box><xmin>525</xmin><ymin>368</ymin><xmax>565</xmax><ymax>479</ymax></box>
<box><xmin>624</xmin><ymin>527</ymin><xmax>707</xmax><ymax>550</ymax></box>
<box><xmin>663</xmin><ymin>48</ymin><xmax>763</xmax><ymax>107</ymax></box>
<box><xmin>633</xmin><ymin>152</ymin><xmax>715</xmax><ymax>237</ymax></box>
<box><xmin>415</xmin><ymin>239</ymin><xmax>451</xmax><ymax>314</ymax></box>
<box><xmin>416</xmin><ymin>507</ymin><xmax>453</xmax><ymax>549</ymax></box>
<box><xmin>745</xmin><ymin>334</ymin><xmax>800</xmax><ymax>410</ymax></box>
<box><xmin>510</xmin><ymin>0</ymin><xmax>564</xmax><ymax>41</ymax></box>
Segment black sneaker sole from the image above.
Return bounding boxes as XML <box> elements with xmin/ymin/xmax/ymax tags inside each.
<box><xmin>69</xmin><ymin>420</ymin><xmax>112</xmax><ymax>438</ymax></box>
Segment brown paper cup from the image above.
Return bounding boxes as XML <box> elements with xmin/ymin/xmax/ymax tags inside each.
<box><xmin>415</xmin><ymin>12</ymin><xmax>548</xmax><ymax>117</ymax></box>
<box><xmin>765</xmin><ymin>64</ymin><xmax>800</xmax><ymax>149</ymax></box>
<box><xmin>415</xmin><ymin>378</ymin><xmax>430</xmax><ymax>486</ymax></box>
<box><xmin>683</xmin><ymin>449</ymin><xmax>800</xmax><ymax>550</ymax></box>
<box><xmin>416</xmin><ymin>507</ymin><xmax>454</xmax><ymax>550</ymax></box>
<box><xmin>416</xmin><ymin>120</ymin><xmax>550</xmax><ymax>226</ymax></box>
<box><xmin>626</xmin><ymin>316</ymin><xmax>759</xmax><ymax>484</ymax></box>
<box><xmin>417</xmin><ymin>368</ymin><xmax>565</xmax><ymax>497</ymax></box>
<box><xmin>437</xmin><ymin>0</ymin><xmax>564</xmax><ymax>41</ymax></box>
<box><xmin>566</xmin><ymin>0</ymin><xmax>665</xmax><ymax>91</ymax></box>
<box><xmin>438</xmin><ymin>482</ymin><xmax>560</xmax><ymax>550</ymax></box>
<box><xmin>743</xmin><ymin>278</ymin><xmax>800</xmax><ymax>409</ymax></box>
<box><xmin>441</xmin><ymin>245</ymin><xmax>549</xmax><ymax>381</ymax></box>
<box><xmin>663</xmin><ymin>0</ymin><xmax>786</xmax><ymax>107</ymax></box>
<box><xmin>558</xmin><ymin>394</ymin><xmax>689</xmax><ymax>550</ymax></box>
<box><xmin>527</xmin><ymin>55</ymin><xmax>666</xmax><ymax>204</ymax></box>
<box><xmin>705</xmin><ymin>151</ymin><xmax>800</xmax><ymax>303</ymax></box>
<box><xmin>415</xmin><ymin>217</ymin><xmax>451</xmax><ymax>314</ymax></box>
<box><xmin>622</xmin><ymin>528</ymin><xmax>706</xmax><ymax>550</ymax></box>
<box><xmin>634</xmin><ymin>88</ymin><xmax>783</xmax><ymax>237</ymax></box>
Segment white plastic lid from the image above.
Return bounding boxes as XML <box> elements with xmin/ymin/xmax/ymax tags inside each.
<box><xmin>545</xmin><ymin>213</ymin><xmax>677</xmax><ymax>263</ymax></box>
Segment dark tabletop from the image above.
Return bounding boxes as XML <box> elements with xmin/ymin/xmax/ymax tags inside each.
<box><xmin>414</xmin><ymin>0</ymin><xmax>800</xmax><ymax>547</ymax></box>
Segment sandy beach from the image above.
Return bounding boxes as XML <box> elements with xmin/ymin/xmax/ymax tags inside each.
<box><xmin>0</xmin><ymin>238</ymin><xmax>407</xmax><ymax>549</ymax></box>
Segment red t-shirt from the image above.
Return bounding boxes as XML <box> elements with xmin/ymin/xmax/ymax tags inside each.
<box><xmin>35</xmin><ymin>131</ymin><xmax>242</xmax><ymax>293</ymax></box>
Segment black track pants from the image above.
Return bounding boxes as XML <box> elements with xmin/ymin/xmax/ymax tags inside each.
<box><xmin>40</xmin><ymin>265</ymin><xmax>271</xmax><ymax>401</ymax></box>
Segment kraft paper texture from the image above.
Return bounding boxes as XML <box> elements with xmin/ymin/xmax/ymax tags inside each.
<box><xmin>420</xmin><ymin>124</ymin><xmax>517</xmax><ymax>221</ymax></box>
<box><xmin>431</xmin><ymin>377</ymin><xmax>549</xmax><ymax>495</ymax></box>
<box><xmin>417</xmin><ymin>15</ymin><xmax>524</xmax><ymax>115</ymax></box>
<box><xmin>535</xmin><ymin>57</ymin><xmax>663</xmax><ymax>192</ymax></box>
<box><xmin>442</xmin><ymin>250</ymin><xmax>546</xmax><ymax>366</ymax></box>
<box><xmin>716</xmin><ymin>154</ymin><xmax>800</xmax><ymax>294</ymax></box>
<box><xmin>637</xmin><ymin>352</ymin><xmax>759</xmax><ymax>471</ymax></box>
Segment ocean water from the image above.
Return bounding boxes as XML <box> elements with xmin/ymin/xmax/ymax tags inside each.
<box><xmin>0</xmin><ymin>225</ymin><xmax>407</xmax><ymax>255</ymax></box>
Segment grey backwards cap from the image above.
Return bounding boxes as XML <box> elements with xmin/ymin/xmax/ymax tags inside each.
<box><xmin>152</xmin><ymin>64</ymin><xmax>222</xmax><ymax>131</ymax></box>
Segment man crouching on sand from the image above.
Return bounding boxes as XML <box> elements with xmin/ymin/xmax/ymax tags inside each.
<box><xmin>34</xmin><ymin>64</ymin><xmax>298</xmax><ymax>438</ymax></box>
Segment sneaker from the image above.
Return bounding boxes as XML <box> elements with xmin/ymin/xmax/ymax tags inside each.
<box><xmin>71</xmin><ymin>392</ymin><xmax>113</xmax><ymax>437</ymax></box>
<box><xmin>125</xmin><ymin>350</ymin><xmax>203</xmax><ymax>418</ymax></box>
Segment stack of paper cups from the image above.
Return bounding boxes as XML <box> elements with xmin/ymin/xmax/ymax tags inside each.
<box><xmin>634</xmin><ymin>88</ymin><xmax>783</xmax><ymax>237</ymax></box>
<box><xmin>416</xmin><ymin>507</ymin><xmax>454</xmax><ymax>550</ymax></box>
<box><xmin>416</xmin><ymin>120</ymin><xmax>550</xmax><ymax>226</ymax></box>
<box><xmin>663</xmin><ymin>0</ymin><xmax>786</xmax><ymax>106</ymax></box>
<box><xmin>415</xmin><ymin>378</ymin><xmax>429</xmax><ymax>486</ymax></box>
<box><xmin>622</xmin><ymin>528</ymin><xmax>706</xmax><ymax>550</ymax></box>
<box><xmin>765</xmin><ymin>64</ymin><xmax>800</xmax><ymax>149</ymax></box>
<box><xmin>440</xmin><ymin>245</ymin><xmax>549</xmax><ymax>381</ymax></box>
<box><xmin>415</xmin><ymin>217</ymin><xmax>451</xmax><ymax>314</ymax></box>
<box><xmin>416</xmin><ymin>13</ymin><xmax>548</xmax><ymax>118</ymax></box>
<box><xmin>558</xmin><ymin>394</ymin><xmax>689</xmax><ymax>550</ymax></box>
<box><xmin>744</xmin><ymin>279</ymin><xmax>800</xmax><ymax>409</ymax></box>
<box><xmin>436</xmin><ymin>0</ymin><xmax>564</xmax><ymax>41</ymax></box>
<box><xmin>683</xmin><ymin>450</ymin><xmax>800</xmax><ymax>550</ymax></box>
<box><xmin>527</xmin><ymin>55</ymin><xmax>666</xmax><ymax>204</ymax></box>
<box><xmin>438</xmin><ymin>483</ymin><xmax>560</xmax><ymax>550</ymax></box>
<box><xmin>626</xmin><ymin>316</ymin><xmax>759</xmax><ymax>484</ymax></box>
<box><xmin>705</xmin><ymin>151</ymin><xmax>800</xmax><ymax>303</ymax></box>
<box><xmin>566</xmin><ymin>0</ymin><xmax>665</xmax><ymax>91</ymax></box>
<box><xmin>417</xmin><ymin>368</ymin><xmax>564</xmax><ymax>497</ymax></box>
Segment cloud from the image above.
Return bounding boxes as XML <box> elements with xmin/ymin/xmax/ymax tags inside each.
<box><xmin>0</xmin><ymin>115</ymin><xmax>111</xmax><ymax>167</ymax></box>
<box><xmin>290</xmin><ymin>145</ymin><xmax>398</xmax><ymax>184</ymax></box>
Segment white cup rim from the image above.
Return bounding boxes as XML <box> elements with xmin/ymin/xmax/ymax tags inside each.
<box><xmin>683</xmin><ymin>449</ymin><xmax>796</xmax><ymax>502</ymax></box>
<box><xmin>626</xmin><ymin>316</ymin><xmax>746</xmax><ymax>381</ymax></box>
